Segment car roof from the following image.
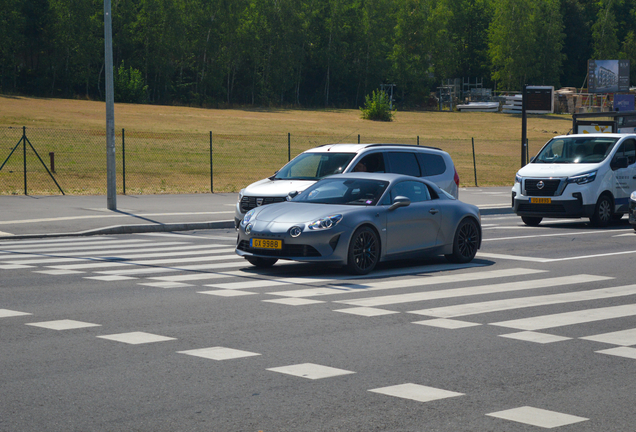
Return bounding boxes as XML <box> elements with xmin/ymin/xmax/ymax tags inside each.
<box><xmin>327</xmin><ymin>172</ymin><xmax>440</xmax><ymax>187</ymax></box>
<box><xmin>303</xmin><ymin>143</ymin><xmax>445</xmax><ymax>154</ymax></box>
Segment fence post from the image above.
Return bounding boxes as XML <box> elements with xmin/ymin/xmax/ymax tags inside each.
<box><xmin>23</xmin><ymin>126</ymin><xmax>27</xmax><ymax>195</ymax></box>
<box><xmin>210</xmin><ymin>131</ymin><xmax>214</xmax><ymax>193</ymax></box>
<box><xmin>288</xmin><ymin>133</ymin><xmax>291</xmax><ymax>161</ymax></box>
<box><xmin>122</xmin><ymin>129</ymin><xmax>126</xmax><ymax>195</ymax></box>
<box><xmin>417</xmin><ymin>136</ymin><xmax>420</xmax><ymax>146</ymax></box>
<box><xmin>358</xmin><ymin>134</ymin><xmax>360</xmax><ymax>144</ymax></box>
<box><xmin>472</xmin><ymin>137</ymin><xmax>478</xmax><ymax>187</ymax></box>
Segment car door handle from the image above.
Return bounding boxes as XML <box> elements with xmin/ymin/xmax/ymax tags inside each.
<box><xmin>429</xmin><ymin>208</ymin><xmax>439</xmax><ymax>215</ymax></box>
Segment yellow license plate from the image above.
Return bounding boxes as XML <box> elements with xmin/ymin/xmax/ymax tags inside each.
<box><xmin>251</xmin><ymin>238</ymin><xmax>282</xmax><ymax>250</ymax></box>
<box><xmin>530</xmin><ymin>197</ymin><xmax>551</xmax><ymax>204</ymax></box>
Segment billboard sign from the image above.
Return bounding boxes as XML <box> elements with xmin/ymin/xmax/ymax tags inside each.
<box><xmin>588</xmin><ymin>60</ymin><xmax>630</xmax><ymax>93</ymax></box>
<box><xmin>525</xmin><ymin>86</ymin><xmax>554</xmax><ymax>113</ymax></box>
<box><xmin>614</xmin><ymin>94</ymin><xmax>635</xmax><ymax>111</ymax></box>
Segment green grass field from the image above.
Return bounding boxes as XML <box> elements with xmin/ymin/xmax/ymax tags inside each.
<box><xmin>0</xmin><ymin>96</ymin><xmax>575</xmax><ymax>194</ymax></box>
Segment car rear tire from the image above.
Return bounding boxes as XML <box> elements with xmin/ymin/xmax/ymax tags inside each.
<box><xmin>346</xmin><ymin>226</ymin><xmax>379</xmax><ymax>275</ymax></box>
<box><xmin>445</xmin><ymin>218</ymin><xmax>480</xmax><ymax>264</ymax></box>
<box><xmin>245</xmin><ymin>256</ymin><xmax>278</xmax><ymax>268</ymax></box>
<box><xmin>590</xmin><ymin>194</ymin><xmax>612</xmax><ymax>227</ymax></box>
<box><xmin>521</xmin><ymin>216</ymin><xmax>542</xmax><ymax>226</ymax></box>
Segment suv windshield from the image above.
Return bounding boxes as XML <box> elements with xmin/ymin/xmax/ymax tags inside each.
<box><xmin>274</xmin><ymin>152</ymin><xmax>356</xmax><ymax>180</ymax></box>
<box><xmin>534</xmin><ymin>137</ymin><xmax>619</xmax><ymax>164</ymax></box>
<box><xmin>294</xmin><ymin>178</ymin><xmax>389</xmax><ymax>205</ymax></box>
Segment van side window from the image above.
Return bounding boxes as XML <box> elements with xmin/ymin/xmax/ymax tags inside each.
<box><xmin>387</xmin><ymin>152</ymin><xmax>421</xmax><ymax>177</ymax></box>
<box><xmin>615</xmin><ymin>139</ymin><xmax>636</xmax><ymax>165</ymax></box>
<box><xmin>417</xmin><ymin>153</ymin><xmax>446</xmax><ymax>176</ymax></box>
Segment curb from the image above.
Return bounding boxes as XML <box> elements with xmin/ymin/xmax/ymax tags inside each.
<box><xmin>0</xmin><ymin>220</ymin><xmax>236</xmax><ymax>240</ymax></box>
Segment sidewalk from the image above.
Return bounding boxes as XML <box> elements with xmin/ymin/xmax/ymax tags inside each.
<box><xmin>0</xmin><ymin>187</ymin><xmax>512</xmax><ymax>240</ymax></box>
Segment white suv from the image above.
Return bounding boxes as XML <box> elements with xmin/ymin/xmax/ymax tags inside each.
<box><xmin>235</xmin><ymin>143</ymin><xmax>460</xmax><ymax>227</ymax></box>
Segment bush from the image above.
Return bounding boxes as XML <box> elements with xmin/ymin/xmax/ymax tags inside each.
<box><xmin>360</xmin><ymin>90</ymin><xmax>395</xmax><ymax>121</ymax></box>
<box><xmin>114</xmin><ymin>62</ymin><xmax>148</xmax><ymax>103</ymax></box>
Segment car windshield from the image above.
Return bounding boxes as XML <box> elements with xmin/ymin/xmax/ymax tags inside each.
<box><xmin>534</xmin><ymin>137</ymin><xmax>619</xmax><ymax>164</ymax></box>
<box><xmin>274</xmin><ymin>152</ymin><xmax>356</xmax><ymax>180</ymax></box>
<box><xmin>293</xmin><ymin>178</ymin><xmax>389</xmax><ymax>205</ymax></box>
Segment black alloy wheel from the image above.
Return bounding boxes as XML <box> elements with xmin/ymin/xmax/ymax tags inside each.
<box><xmin>445</xmin><ymin>218</ymin><xmax>480</xmax><ymax>263</ymax></box>
<box><xmin>346</xmin><ymin>226</ymin><xmax>379</xmax><ymax>275</ymax></box>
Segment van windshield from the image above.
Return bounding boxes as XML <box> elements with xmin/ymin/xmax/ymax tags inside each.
<box><xmin>274</xmin><ymin>153</ymin><xmax>356</xmax><ymax>180</ymax></box>
<box><xmin>534</xmin><ymin>137</ymin><xmax>619</xmax><ymax>164</ymax></box>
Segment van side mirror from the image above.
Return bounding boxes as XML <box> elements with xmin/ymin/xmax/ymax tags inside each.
<box><xmin>611</xmin><ymin>156</ymin><xmax>629</xmax><ymax>170</ymax></box>
<box><xmin>389</xmin><ymin>196</ymin><xmax>411</xmax><ymax>211</ymax></box>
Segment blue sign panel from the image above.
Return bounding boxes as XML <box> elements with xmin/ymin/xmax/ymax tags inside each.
<box><xmin>614</xmin><ymin>94</ymin><xmax>635</xmax><ymax>111</ymax></box>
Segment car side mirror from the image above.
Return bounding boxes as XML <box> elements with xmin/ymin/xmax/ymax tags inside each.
<box><xmin>389</xmin><ymin>196</ymin><xmax>411</xmax><ymax>211</ymax></box>
<box><xmin>611</xmin><ymin>156</ymin><xmax>629</xmax><ymax>170</ymax></box>
<box><xmin>287</xmin><ymin>190</ymin><xmax>299</xmax><ymax>201</ymax></box>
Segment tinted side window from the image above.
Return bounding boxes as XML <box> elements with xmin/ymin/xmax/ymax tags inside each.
<box><xmin>417</xmin><ymin>153</ymin><xmax>446</xmax><ymax>176</ymax></box>
<box><xmin>614</xmin><ymin>140</ymin><xmax>636</xmax><ymax>165</ymax></box>
<box><xmin>390</xmin><ymin>180</ymin><xmax>431</xmax><ymax>203</ymax></box>
<box><xmin>387</xmin><ymin>152</ymin><xmax>421</xmax><ymax>176</ymax></box>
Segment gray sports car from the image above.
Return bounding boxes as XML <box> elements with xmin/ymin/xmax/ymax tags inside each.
<box><xmin>235</xmin><ymin>173</ymin><xmax>481</xmax><ymax>275</ymax></box>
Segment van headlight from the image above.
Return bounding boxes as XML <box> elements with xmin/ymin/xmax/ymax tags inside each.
<box><xmin>308</xmin><ymin>214</ymin><xmax>343</xmax><ymax>230</ymax></box>
<box><xmin>566</xmin><ymin>171</ymin><xmax>597</xmax><ymax>185</ymax></box>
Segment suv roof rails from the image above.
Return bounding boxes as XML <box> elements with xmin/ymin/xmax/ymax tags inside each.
<box><xmin>314</xmin><ymin>143</ymin><xmax>443</xmax><ymax>151</ymax></box>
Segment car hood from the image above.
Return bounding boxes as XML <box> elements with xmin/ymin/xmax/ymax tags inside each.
<box><xmin>252</xmin><ymin>202</ymin><xmax>358</xmax><ymax>223</ymax></box>
<box><xmin>243</xmin><ymin>178</ymin><xmax>316</xmax><ymax>196</ymax></box>
<box><xmin>518</xmin><ymin>163</ymin><xmax>600</xmax><ymax>178</ymax></box>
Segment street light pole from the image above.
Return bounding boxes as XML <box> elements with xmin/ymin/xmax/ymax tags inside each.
<box><xmin>104</xmin><ymin>0</ymin><xmax>117</xmax><ymax>210</ymax></box>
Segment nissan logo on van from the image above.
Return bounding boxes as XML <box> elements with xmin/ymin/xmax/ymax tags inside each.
<box><xmin>537</xmin><ymin>181</ymin><xmax>545</xmax><ymax>190</ymax></box>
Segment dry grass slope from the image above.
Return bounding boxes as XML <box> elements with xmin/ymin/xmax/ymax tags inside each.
<box><xmin>0</xmin><ymin>96</ymin><xmax>574</xmax><ymax>194</ymax></box>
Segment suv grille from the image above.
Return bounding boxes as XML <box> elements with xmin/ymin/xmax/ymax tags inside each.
<box><xmin>240</xmin><ymin>196</ymin><xmax>286</xmax><ymax>213</ymax></box>
<box><xmin>524</xmin><ymin>179</ymin><xmax>562</xmax><ymax>197</ymax></box>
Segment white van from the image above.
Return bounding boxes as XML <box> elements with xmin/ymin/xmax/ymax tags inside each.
<box><xmin>512</xmin><ymin>133</ymin><xmax>636</xmax><ymax>226</ymax></box>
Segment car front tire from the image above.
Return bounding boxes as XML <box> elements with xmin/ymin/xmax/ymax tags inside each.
<box><xmin>245</xmin><ymin>256</ymin><xmax>278</xmax><ymax>268</ymax></box>
<box><xmin>445</xmin><ymin>218</ymin><xmax>480</xmax><ymax>264</ymax></box>
<box><xmin>346</xmin><ymin>226</ymin><xmax>379</xmax><ymax>275</ymax></box>
<box><xmin>521</xmin><ymin>216</ymin><xmax>542</xmax><ymax>226</ymax></box>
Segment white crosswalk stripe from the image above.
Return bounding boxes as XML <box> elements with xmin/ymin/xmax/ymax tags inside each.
<box><xmin>333</xmin><ymin>274</ymin><xmax>610</xmax><ymax>308</ymax></box>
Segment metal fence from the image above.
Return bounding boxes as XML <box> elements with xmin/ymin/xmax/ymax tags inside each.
<box><xmin>0</xmin><ymin>127</ymin><xmax>528</xmax><ymax>195</ymax></box>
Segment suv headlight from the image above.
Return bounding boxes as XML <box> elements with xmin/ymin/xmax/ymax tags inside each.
<box><xmin>237</xmin><ymin>189</ymin><xmax>244</xmax><ymax>203</ymax></box>
<box><xmin>515</xmin><ymin>173</ymin><xmax>522</xmax><ymax>184</ymax></box>
<box><xmin>308</xmin><ymin>214</ymin><xmax>343</xmax><ymax>230</ymax></box>
<box><xmin>566</xmin><ymin>171</ymin><xmax>597</xmax><ymax>185</ymax></box>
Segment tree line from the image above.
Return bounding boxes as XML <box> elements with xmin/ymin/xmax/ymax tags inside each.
<box><xmin>1</xmin><ymin>0</ymin><xmax>635</xmax><ymax>108</ymax></box>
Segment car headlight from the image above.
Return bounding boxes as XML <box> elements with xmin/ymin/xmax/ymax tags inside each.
<box><xmin>237</xmin><ymin>189</ymin><xmax>244</xmax><ymax>203</ymax></box>
<box><xmin>242</xmin><ymin>209</ymin><xmax>256</xmax><ymax>225</ymax></box>
<box><xmin>631</xmin><ymin>191</ymin><xmax>636</xmax><ymax>201</ymax></box>
<box><xmin>566</xmin><ymin>171</ymin><xmax>597</xmax><ymax>185</ymax></box>
<box><xmin>308</xmin><ymin>214</ymin><xmax>343</xmax><ymax>230</ymax></box>
<box><xmin>515</xmin><ymin>173</ymin><xmax>522</xmax><ymax>184</ymax></box>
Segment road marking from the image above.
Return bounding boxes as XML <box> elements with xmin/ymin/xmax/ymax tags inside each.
<box><xmin>92</xmin><ymin>260</ymin><xmax>248</xmax><ymax>275</ymax></box>
<box><xmin>478</xmin><ymin>249</ymin><xmax>636</xmax><ymax>263</ymax></box>
<box><xmin>267</xmin><ymin>363</ymin><xmax>355</xmax><ymax>380</ymax></box>
<box><xmin>369</xmin><ymin>383</ymin><xmax>463</xmax><ymax>403</ymax></box>
<box><xmin>335</xmin><ymin>274</ymin><xmax>599</xmax><ymax>308</ymax></box>
<box><xmin>26</xmin><ymin>320</ymin><xmax>101</xmax><ymax>330</ymax></box>
<box><xmin>334</xmin><ymin>307</ymin><xmax>398</xmax><ymax>317</ymax></box>
<box><xmin>490</xmin><ymin>303</ymin><xmax>636</xmax><ymax>331</ymax></box>
<box><xmin>0</xmin><ymin>309</ymin><xmax>32</xmax><ymax>318</ymax></box>
<box><xmin>484</xmin><ymin>229</ymin><xmax>630</xmax><ymax>242</ymax></box>
<box><xmin>499</xmin><ymin>331</ymin><xmax>572</xmax><ymax>344</ymax></box>
<box><xmin>581</xmin><ymin>327</ymin><xmax>636</xmax><ymax>346</ymax></box>
<box><xmin>178</xmin><ymin>347</ymin><xmax>260</xmax><ymax>360</ymax></box>
<box><xmin>0</xmin><ymin>240</ymin><xmax>187</xmax><ymax>254</ymax></box>
<box><xmin>487</xmin><ymin>406</ymin><xmax>588</xmax><ymax>428</ymax></box>
<box><xmin>46</xmin><ymin>252</ymin><xmax>240</xmax><ymax>270</ymax></box>
<box><xmin>596</xmin><ymin>347</ymin><xmax>636</xmax><ymax>359</ymax></box>
<box><xmin>270</xmin><ymin>268</ymin><xmax>546</xmax><ymax>298</ymax></box>
<box><xmin>410</xmin><ymin>280</ymin><xmax>627</xmax><ymax>318</ymax></box>
<box><xmin>97</xmin><ymin>331</ymin><xmax>176</xmax><ymax>344</ymax></box>
<box><xmin>412</xmin><ymin>319</ymin><xmax>480</xmax><ymax>329</ymax></box>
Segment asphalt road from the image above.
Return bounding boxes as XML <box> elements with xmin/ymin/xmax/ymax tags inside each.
<box><xmin>1</xmin><ymin>214</ymin><xmax>636</xmax><ymax>431</ymax></box>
